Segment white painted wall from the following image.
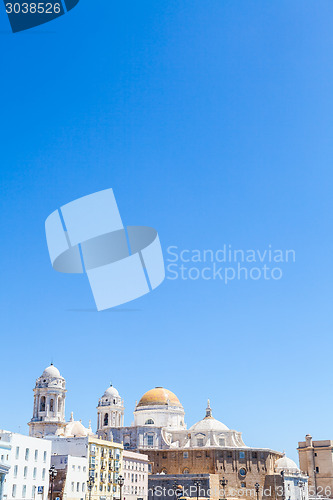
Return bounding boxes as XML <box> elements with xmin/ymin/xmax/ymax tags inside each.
<box><xmin>51</xmin><ymin>455</ymin><xmax>88</xmax><ymax>500</ymax></box>
<box><xmin>0</xmin><ymin>431</ymin><xmax>51</xmax><ymax>500</ymax></box>
<box><xmin>123</xmin><ymin>451</ymin><xmax>148</xmax><ymax>500</ymax></box>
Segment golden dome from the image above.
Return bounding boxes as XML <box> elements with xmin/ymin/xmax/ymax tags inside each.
<box><xmin>137</xmin><ymin>387</ymin><xmax>182</xmax><ymax>408</ymax></box>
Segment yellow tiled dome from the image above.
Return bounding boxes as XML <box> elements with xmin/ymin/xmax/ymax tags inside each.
<box><xmin>137</xmin><ymin>387</ymin><xmax>182</xmax><ymax>407</ymax></box>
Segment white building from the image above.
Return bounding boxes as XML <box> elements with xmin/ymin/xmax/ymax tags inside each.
<box><xmin>0</xmin><ymin>440</ymin><xmax>10</xmax><ymax>500</ymax></box>
<box><xmin>275</xmin><ymin>455</ymin><xmax>309</xmax><ymax>500</ymax></box>
<box><xmin>0</xmin><ymin>431</ymin><xmax>51</xmax><ymax>500</ymax></box>
<box><xmin>122</xmin><ymin>451</ymin><xmax>148</xmax><ymax>500</ymax></box>
<box><xmin>50</xmin><ymin>455</ymin><xmax>88</xmax><ymax>500</ymax></box>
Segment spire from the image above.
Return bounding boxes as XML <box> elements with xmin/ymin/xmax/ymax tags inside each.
<box><xmin>89</xmin><ymin>420</ymin><xmax>92</xmax><ymax>430</ymax></box>
<box><xmin>70</xmin><ymin>411</ymin><xmax>74</xmax><ymax>422</ymax></box>
<box><xmin>206</xmin><ymin>399</ymin><xmax>212</xmax><ymax>418</ymax></box>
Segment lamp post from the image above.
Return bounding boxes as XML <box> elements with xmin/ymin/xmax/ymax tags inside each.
<box><xmin>298</xmin><ymin>480</ymin><xmax>304</xmax><ymax>500</ymax></box>
<box><xmin>173</xmin><ymin>482</ymin><xmax>182</xmax><ymax>500</ymax></box>
<box><xmin>194</xmin><ymin>480</ymin><xmax>201</xmax><ymax>500</ymax></box>
<box><xmin>280</xmin><ymin>471</ymin><xmax>285</xmax><ymax>500</ymax></box>
<box><xmin>255</xmin><ymin>483</ymin><xmax>260</xmax><ymax>500</ymax></box>
<box><xmin>48</xmin><ymin>465</ymin><xmax>57</xmax><ymax>500</ymax></box>
<box><xmin>118</xmin><ymin>475</ymin><xmax>125</xmax><ymax>500</ymax></box>
<box><xmin>220</xmin><ymin>477</ymin><xmax>228</xmax><ymax>500</ymax></box>
<box><xmin>87</xmin><ymin>474</ymin><xmax>95</xmax><ymax>500</ymax></box>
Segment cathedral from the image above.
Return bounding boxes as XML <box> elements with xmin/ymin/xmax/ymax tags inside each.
<box><xmin>96</xmin><ymin>385</ymin><xmax>246</xmax><ymax>450</ymax></box>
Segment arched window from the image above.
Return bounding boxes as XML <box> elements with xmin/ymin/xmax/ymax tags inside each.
<box><xmin>50</xmin><ymin>399</ymin><xmax>54</xmax><ymax>412</ymax></box>
<box><xmin>104</xmin><ymin>413</ymin><xmax>109</xmax><ymax>426</ymax></box>
<box><xmin>183</xmin><ymin>468</ymin><xmax>190</xmax><ymax>474</ymax></box>
<box><xmin>145</xmin><ymin>419</ymin><xmax>154</xmax><ymax>425</ymax></box>
<box><xmin>40</xmin><ymin>396</ymin><xmax>46</xmax><ymax>412</ymax></box>
<box><xmin>58</xmin><ymin>398</ymin><xmax>62</xmax><ymax>412</ymax></box>
<box><xmin>161</xmin><ymin>468</ymin><xmax>167</xmax><ymax>474</ymax></box>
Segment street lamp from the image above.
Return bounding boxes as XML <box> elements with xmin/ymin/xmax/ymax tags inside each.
<box><xmin>255</xmin><ymin>483</ymin><xmax>260</xmax><ymax>500</ymax></box>
<box><xmin>49</xmin><ymin>465</ymin><xmax>57</xmax><ymax>500</ymax></box>
<box><xmin>118</xmin><ymin>475</ymin><xmax>125</xmax><ymax>500</ymax></box>
<box><xmin>220</xmin><ymin>477</ymin><xmax>228</xmax><ymax>500</ymax></box>
<box><xmin>194</xmin><ymin>480</ymin><xmax>201</xmax><ymax>500</ymax></box>
<box><xmin>87</xmin><ymin>474</ymin><xmax>95</xmax><ymax>500</ymax></box>
<box><xmin>173</xmin><ymin>482</ymin><xmax>183</xmax><ymax>499</ymax></box>
<box><xmin>280</xmin><ymin>471</ymin><xmax>285</xmax><ymax>500</ymax></box>
<box><xmin>298</xmin><ymin>480</ymin><xmax>304</xmax><ymax>500</ymax></box>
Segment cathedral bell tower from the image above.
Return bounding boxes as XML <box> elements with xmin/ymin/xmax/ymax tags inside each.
<box><xmin>28</xmin><ymin>364</ymin><xmax>67</xmax><ymax>438</ymax></box>
<box><xmin>97</xmin><ymin>384</ymin><xmax>124</xmax><ymax>439</ymax></box>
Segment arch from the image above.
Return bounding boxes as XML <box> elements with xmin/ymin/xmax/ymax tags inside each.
<box><xmin>161</xmin><ymin>468</ymin><xmax>167</xmax><ymax>474</ymax></box>
<box><xmin>40</xmin><ymin>396</ymin><xmax>46</xmax><ymax>412</ymax></box>
<box><xmin>183</xmin><ymin>468</ymin><xmax>190</xmax><ymax>474</ymax></box>
<box><xmin>145</xmin><ymin>419</ymin><xmax>154</xmax><ymax>425</ymax></box>
<box><xmin>50</xmin><ymin>399</ymin><xmax>54</xmax><ymax>412</ymax></box>
<box><xmin>58</xmin><ymin>398</ymin><xmax>62</xmax><ymax>412</ymax></box>
<box><xmin>104</xmin><ymin>413</ymin><xmax>109</xmax><ymax>426</ymax></box>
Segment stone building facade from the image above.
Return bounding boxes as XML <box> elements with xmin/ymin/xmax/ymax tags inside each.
<box><xmin>298</xmin><ymin>434</ymin><xmax>333</xmax><ymax>498</ymax></box>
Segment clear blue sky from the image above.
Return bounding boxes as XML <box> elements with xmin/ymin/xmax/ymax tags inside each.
<box><xmin>1</xmin><ymin>1</ymin><xmax>333</xmax><ymax>463</ymax></box>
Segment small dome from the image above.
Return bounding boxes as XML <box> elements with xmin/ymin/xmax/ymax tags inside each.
<box><xmin>42</xmin><ymin>364</ymin><xmax>61</xmax><ymax>379</ymax></box>
<box><xmin>64</xmin><ymin>420</ymin><xmax>92</xmax><ymax>438</ymax></box>
<box><xmin>104</xmin><ymin>385</ymin><xmax>120</xmax><ymax>398</ymax></box>
<box><xmin>190</xmin><ymin>416</ymin><xmax>229</xmax><ymax>432</ymax></box>
<box><xmin>275</xmin><ymin>455</ymin><xmax>300</xmax><ymax>473</ymax></box>
<box><xmin>138</xmin><ymin>387</ymin><xmax>182</xmax><ymax>408</ymax></box>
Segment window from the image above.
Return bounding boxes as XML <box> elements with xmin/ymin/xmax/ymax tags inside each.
<box><xmin>50</xmin><ymin>399</ymin><xmax>54</xmax><ymax>412</ymax></box>
<box><xmin>147</xmin><ymin>435</ymin><xmax>154</xmax><ymax>447</ymax></box>
<box><xmin>197</xmin><ymin>438</ymin><xmax>204</xmax><ymax>447</ymax></box>
<box><xmin>25</xmin><ymin>449</ymin><xmax>30</xmax><ymax>461</ymax></box>
<box><xmin>12</xmin><ymin>484</ymin><xmax>16</xmax><ymax>497</ymax></box>
<box><xmin>22</xmin><ymin>485</ymin><xmax>26</xmax><ymax>498</ymax></box>
<box><xmin>83</xmin><ymin>466</ymin><xmax>86</xmax><ymax>472</ymax></box>
<box><xmin>252</xmin><ymin>452</ymin><xmax>257</xmax><ymax>459</ymax></box>
<box><xmin>71</xmin><ymin>482</ymin><xmax>74</xmax><ymax>492</ymax></box>
<box><xmin>183</xmin><ymin>468</ymin><xmax>190</xmax><ymax>474</ymax></box>
<box><xmin>145</xmin><ymin>419</ymin><xmax>154</xmax><ymax>425</ymax></box>
<box><xmin>14</xmin><ymin>465</ymin><xmax>18</xmax><ymax>478</ymax></box>
<box><xmin>77</xmin><ymin>482</ymin><xmax>80</xmax><ymax>492</ymax></box>
<box><xmin>40</xmin><ymin>396</ymin><xmax>46</xmax><ymax>411</ymax></box>
<box><xmin>227</xmin><ymin>452</ymin><xmax>232</xmax><ymax>458</ymax></box>
<box><xmin>43</xmin><ymin>451</ymin><xmax>47</xmax><ymax>463</ymax></box>
<box><xmin>239</xmin><ymin>451</ymin><xmax>245</xmax><ymax>459</ymax></box>
<box><xmin>239</xmin><ymin>468</ymin><xmax>247</xmax><ymax>477</ymax></box>
<box><xmin>24</xmin><ymin>466</ymin><xmax>28</xmax><ymax>478</ymax></box>
<box><xmin>104</xmin><ymin>414</ymin><xmax>109</xmax><ymax>426</ymax></box>
<box><xmin>42</xmin><ymin>468</ymin><xmax>46</xmax><ymax>480</ymax></box>
<box><xmin>34</xmin><ymin>450</ymin><xmax>38</xmax><ymax>461</ymax></box>
<box><xmin>15</xmin><ymin>447</ymin><xmax>19</xmax><ymax>459</ymax></box>
<box><xmin>32</xmin><ymin>486</ymin><xmax>36</xmax><ymax>498</ymax></box>
<box><xmin>241</xmin><ymin>482</ymin><xmax>246</xmax><ymax>488</ymax></box>
<box><xmin>33</xmin><ymin>467</ymin><xmax>37</xmax><ymax>479</ymax></box>
<box><xmin>72</xmin><ymin>465</ymin><xmax>75</xmax><ymax>471</ymax></box>
<box><xmin>219</xmin><ymin>438</ymin><xmax>226</xmax><ymax>447</ymax></box>
<box><xmin>316</xmin><ymin>467</ymin><xmax>320</xmax><ymax>473</ymax></box>
<box><xmin>82</xmin><ymin>483</ymin><xmax>86</xmax><ymax>492</ymax></box>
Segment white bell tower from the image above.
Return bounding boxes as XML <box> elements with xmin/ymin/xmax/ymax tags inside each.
<box><xmin>97</xmin><ymin>384</ymin><xmax>124</xmax><ymax>439</ymax></box>
<box><xmin>28</xmin><ymin>364</ymin><xmax>67</xmax><ymax>438</ymax></box>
